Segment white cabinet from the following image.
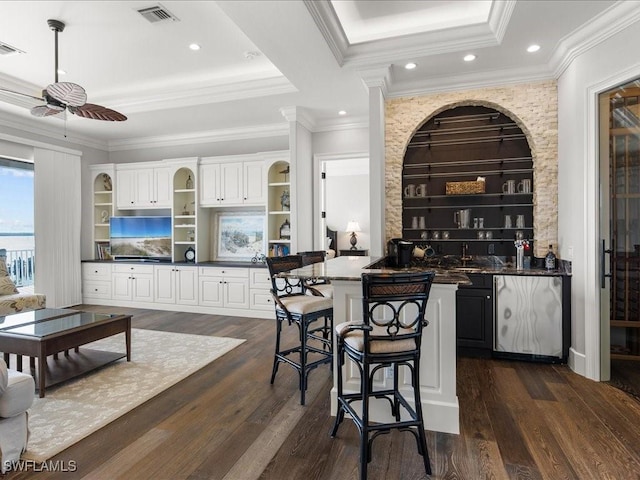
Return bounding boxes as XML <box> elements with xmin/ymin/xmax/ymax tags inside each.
<box><xmin>244</xmin><ymin>161</ymin><xmax>266</xmax><ymax>204</ymax></box>
<box><xmin>250</xmin><ymin>268</ymin><xmax>273</xmax><ymax>311</ymax></box>
<box><xmin>199</xmin><ymin>266</ymin><xmax>249</xmax><ymax>309</ymax></box>
<box><xmin>116</xmin><ymin>166</ymin><xmax>172</xmax><ymax>209</ymax></box>
<box><xmin>154</xmin><ymin>265</ymin><xmax>198</xmax><ymax>305</ymax></box>
<box><xmin>82</xmin><ymin>262</ymin><xmax>112</xmax><ymax>301</ymax></box>
<box><xmin>199</xmin><ymin>159</ymin><xmax>264</xmax><ymax>207</ymax></box>
<box><xmin>112</xmin><ymin>264</ymin><xmax>154</xmax><ymax>302</ymax></box>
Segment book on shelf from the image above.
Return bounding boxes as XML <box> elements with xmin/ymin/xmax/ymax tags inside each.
<box><xmin>95</xmin><ymin>242</ymin><xmax>112</xmax><ymax>260</ymax></box>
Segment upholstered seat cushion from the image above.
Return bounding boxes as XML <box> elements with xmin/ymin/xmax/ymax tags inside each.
<box><xmin>335</xmin><ymin>321</ymin><xmax>417</xmax><ymax>354</ymax></box>
<box><xmin>277</xmin><ymin>295</ymin><xmax>333</xmax><ymax>315</ymax></box>
<box><xmin>306</xmin><ymin>284</ymin><xmax>334</xmax><ymax>298</ymax></box>
<box><xmin>0</xmin><ymin>360</ymin><xmax>34</xmax><ymax>418</ymax></box>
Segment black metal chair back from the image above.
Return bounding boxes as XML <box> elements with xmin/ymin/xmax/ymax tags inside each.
<box><xmin>265</xmin><ymin>255</ymin><xmax>304</xmax><ymax>297</ymax></box>
<box><xmin>360</xmin><ymin>271</ymin><xmax>434</xmax><ymax>356</ymax></box>
<box><xmin>298</xmin><ymin>250</ymin><xmax>326</xmax><ymax>266</ymax></box>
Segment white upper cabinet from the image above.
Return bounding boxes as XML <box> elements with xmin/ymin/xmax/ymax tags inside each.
<box><xmin>199</xmin><ymin>156</ymin><xmax>265</xmax><ymax>207</ymax></box>
<box><xmin>116</xmin><ymin>165</ymin><xmax>173</xmax><ymax>209</ymax></box>
<box><xmin>244</xmin><ymin>161</ymin><xmax>266</xmax><ymax>205</ymax></box>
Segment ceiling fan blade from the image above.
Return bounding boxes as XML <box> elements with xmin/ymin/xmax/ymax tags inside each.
<box><xmin>0</xmin><ymin>87</ymin><xmax>44</xmax><ymax>102</ymax></box>
<box><xmin>68</xmin><ymin>103</ymin><xmax>127</xmax><ymax>121</ymax></box>
<box><xmin>30</xmin><ymin>105</ymin><xmax>64</xmax><ymax>117</ymax></box>
<box><xmin>46</xmin><ymin>82</ymin><xmax>87</xmax><ymax>107</ymax></box>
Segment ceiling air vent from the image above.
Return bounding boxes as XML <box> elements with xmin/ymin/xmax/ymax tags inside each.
<box><xmin>137</xmin><ymin>4</ymin><xmax>179</xmax><ymax>24</ymax></box>
<box><xmin>0</xmin><ymin>41</ymin><xmax>24</xmax><ymax>56</ymax></box>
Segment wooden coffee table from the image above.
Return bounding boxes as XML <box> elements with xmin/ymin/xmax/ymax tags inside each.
<box><xmin>0</xmin><ymin>308</ymin><xmax>131</xmax><ymax>397</ymax></box>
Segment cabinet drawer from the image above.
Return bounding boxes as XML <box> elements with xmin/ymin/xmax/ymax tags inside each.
<box><xmin>113</xmin><ymin>264</ymin><xmax>155</xmax><ymax>274</ymax></box>
<box><xmin>250</xmin><ymin>269</ymin><xmax>272</xmax><ymax>288</ymax></box>
<box><xmin>82</xmin><ymin>263</ymin><xmax>112</xmax><ymax>280</ymax></box>
<box><xmin>199</xmin><ymin>266</ymin><xmax>249</xmax><ymax>278</ymax></box>
<box><xmin>83</xmin><ymin>281</ymin><xmax>111</xmax><ymax>299</ymax></box>
<box><xmin>250</xmin><ymin>289</ymin><xmax>274</xmax><ymax>311</ymax></box>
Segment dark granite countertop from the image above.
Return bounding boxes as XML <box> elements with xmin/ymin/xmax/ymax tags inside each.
<box><xmin>82</xmin><ymin>259</ymin><xmax>267</xmax><ymax>268</ymax></box>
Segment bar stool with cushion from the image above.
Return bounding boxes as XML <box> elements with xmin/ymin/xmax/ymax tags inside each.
<box><xmin>330</xmin><ymin>271</ymin><xmax>436</xmax><ymax>480</ymax></box>
<box><xmin>298</xmin><ymin>250</ymin><xmax>333</xmax><ymax>298</ymax></box>
<box><xmin>266</xmin><ymin>255</ymin><xmax>334</xmax><ymax>405</ymax></box>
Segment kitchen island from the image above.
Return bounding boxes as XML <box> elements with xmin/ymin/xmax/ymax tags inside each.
<box><xmin>279</xmin><ymin>255</ymin><xmax>470</xmax><ymax>434</ymax></box>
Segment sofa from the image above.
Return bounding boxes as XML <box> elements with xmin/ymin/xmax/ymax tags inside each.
<box><xmin>0</xmin><ymin>249</ymin><xmax>45</xmax><ymax>316</ymax></box>
<box><xmin>0</xmin><ymin>358</ymin><xmax>34</xmax><ymax>473</ymax></box>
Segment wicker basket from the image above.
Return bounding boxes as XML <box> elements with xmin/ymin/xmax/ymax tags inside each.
<box><xmin>445</xmin><ymin>181</ymin><xmax>485</xmax><ymax>195</ymax></box>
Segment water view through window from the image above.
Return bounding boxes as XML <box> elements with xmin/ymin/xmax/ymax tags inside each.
<box><xmin>0</xmin><ymin>158</ymin><xmax>35</xmax><ymax>287</ymax></box>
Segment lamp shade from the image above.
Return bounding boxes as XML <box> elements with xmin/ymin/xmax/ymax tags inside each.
<box><xmin>346</xmin><ymin>221</ymin><xmax>361</xmax><ymax>233</ymax></box>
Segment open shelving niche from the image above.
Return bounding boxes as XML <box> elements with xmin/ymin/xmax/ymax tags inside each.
<box><xmin>402</xmin><ymin>106</ymin><xmax>534</xmax><ymax>257</ymax></box>
<box><xmin>267</xmin><ymin>159</ymin><xmax>291</xmax><ymax>257</ymax></box>
<box><xmin>172</xmin><ymin>166</ymin><xmax>204</xmax><ymax>263</ymax></box>
<box><xmin>90</xmin><ymin>164</ymin><xmax>115</xmax><ymax>260</ymax></box>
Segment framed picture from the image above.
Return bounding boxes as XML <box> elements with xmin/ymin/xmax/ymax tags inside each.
<box><xmin>214</xmin><ymin>212</ymin><xmax>266</xmax><ymax>261</ymax></box>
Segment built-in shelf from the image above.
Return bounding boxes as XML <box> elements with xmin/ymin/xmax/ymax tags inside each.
<box><xmin>402</xmin><ymin>105</ymin><xmax>534</xmax><ymax>257</ymax></box>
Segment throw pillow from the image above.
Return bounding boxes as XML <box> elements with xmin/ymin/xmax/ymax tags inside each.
<box><xmin>0</xmin><ymin>260</ymin><xmax>9</xmax><ymax>277</ymax></box>
<box><xmin>0</xmin><ymin>276</ymin><xmax>19</xmax><ymax>295</ymax></box>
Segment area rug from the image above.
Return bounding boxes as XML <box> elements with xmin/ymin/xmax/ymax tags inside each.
<box><xmin>21</xmin><ymin>328</ymin><xmax>245</xmax><ymax>463</ymax></box>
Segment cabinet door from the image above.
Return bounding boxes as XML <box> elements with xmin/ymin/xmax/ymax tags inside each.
<box><xmin>154</xmin><ymin>266</ymin><xmax>176</xmax><ymax>304</ymax></box>
<box><xmin>112</xmin><ymin>272</ymin><xmax>133</xmax><ymax>300</ymax></box>
<box><xmin>135</xmin><ymin>168</ymin><xmax>155</xmax><ymax>207</ymax></box>
<box><xmin>224</xmin><ymin>278</ymin><xmax>249</xmax><ymax>309</ymax></box>
<box><xmin>116</xmin><ymin>170</ymin><xmax>137</xmax><ymax>209</ymax></box>
<box><xmin>456</xmin><ymin>288</ymin><xmax>493</xmax><ymax>350</ymax></box>
<box><xmin>199</xmin><ymin>276</ymin><xmax>224</xmax><ymax>307</ymax></box>
<box><xmin>176</xmin><ymin>267</ymin><xmax>198</xmax><ymax>305</ymax></box>
<box><xmin>243</xmin><ymin>161</ymin><xmax>265</xmax><ymax>204</ymax></box>
<box><xmin>154</xmin><ymin>167</ymin><xmax>173</xmax><ymax>207</ymax></box>
<box><xmin>200</xmin><ymin>164</ymin><xmax>221</xmax><ymax>206</ymax></box>
<box><xmin>132</xmin><ymin>274</ymin><xmax>154</xmax><ymax>302</ymax></box>
<box><xmin>220</xmin><ymin>162</ymin><xmax>243</xmax><ymax>205</ymax></box>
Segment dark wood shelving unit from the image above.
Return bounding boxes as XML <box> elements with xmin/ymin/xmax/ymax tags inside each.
<box><xmin>402</xmin><ymin>106</ymin><xmax>534</xmax><ymax>257</ymax></box>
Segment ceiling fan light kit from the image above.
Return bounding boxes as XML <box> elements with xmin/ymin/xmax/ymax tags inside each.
<box><xmin>0</xmin><ymin>19</ymin><xmax>127</xmax><ymax>122</ymax></box>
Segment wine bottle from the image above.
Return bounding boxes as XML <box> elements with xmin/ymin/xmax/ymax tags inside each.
<box><xmin>545</xmin><ymin>244</ymin><xmax>556</xmax><ymax>270</ymax></box>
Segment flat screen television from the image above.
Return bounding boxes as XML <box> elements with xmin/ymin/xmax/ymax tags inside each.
<box><xmin>110</xmin><ymin>216</ymin><xmax>172</xmax><ymax>260</ymax></box>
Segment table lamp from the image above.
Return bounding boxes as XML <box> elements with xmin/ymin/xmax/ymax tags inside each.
<box><xmin>346</xmin><ymin>221</ymin><xmax>361</xmax><ymax>250</ymax></box>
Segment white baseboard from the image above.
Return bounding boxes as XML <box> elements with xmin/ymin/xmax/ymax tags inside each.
<box><xmin>568</xmin><ymin>347</ymin><xmax>586</xmax><ymax>376</ymax></box>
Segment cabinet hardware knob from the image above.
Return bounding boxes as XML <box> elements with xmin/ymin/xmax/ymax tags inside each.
<box><xmin>487</xmin><ymin>296</ymin><xmax>491</xmax><ymax>299</ymax></box>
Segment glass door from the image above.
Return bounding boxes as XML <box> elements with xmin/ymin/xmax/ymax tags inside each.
<box><xmin>600</xmin><ymin>79</ymin><xmax>640</xmax><ymax>379</ymax></box>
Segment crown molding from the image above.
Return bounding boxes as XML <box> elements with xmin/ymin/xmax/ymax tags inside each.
<box><xmin>303</xmin><ymin>0</ymin><xmax>348</xmax><ymax>66</ymax></box>
<box><xmin>279</xmin><ymin>106</ymin><xmax>316</xmax><ymax>131</ymax></box>
<box><xmin>107</xmin><ymin>122</ymin><xmax>289</xmax><ymax>152</ymax></box>
<box><xmin>0</xmin><ymin>110</ymin><xmax>108</xmax><ymax>151</ymax></box>
<box><xmin>313</xmin><ymin>116</ymin><xmax>369</xmax><ymax>133</ymax></box>
<box><xmin>358</xmin><ymin>66</ymin><xmax>391</xmax><ymax>98</ymax></box>
<box><xmin>387</xmin><ymin>65</ymin><xmax>555</xmax><ymax>99</ymax></box>
<box><xmin>305</xmin><ymin>0</ymin><xmax>516</xmax><ymax>69</ymax></box>
<box><xmin>550</xmin><ymin>0</ymin><xmax>640</xmax><ymax>78</ymax></box>
<box><xmin>108</xmin><ymin>76</ymin><xmax>297</xmax><ymax>114</ymax></box>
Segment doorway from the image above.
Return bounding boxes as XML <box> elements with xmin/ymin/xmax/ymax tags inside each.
<box><xmin>599</xmin><ymin>78</ymin><xmax>640</xmax><ymax>398</ymax></box>
<box><xmin>314</xmin><ymin>154</ymin><xmax>369</xmax><ymax>254</ymax></box>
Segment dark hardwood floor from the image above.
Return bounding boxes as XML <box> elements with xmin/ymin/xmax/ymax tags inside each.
<box><xmin>7</xmin><ymin>305</ymin><xmax>640</xmax><ymax>480</ymax></box>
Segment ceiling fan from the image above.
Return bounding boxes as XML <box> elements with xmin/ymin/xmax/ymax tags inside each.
<box><xmin>0</xmin><ymin>19</ymin><xmax>127</xmax><ymax>122</ymax></box>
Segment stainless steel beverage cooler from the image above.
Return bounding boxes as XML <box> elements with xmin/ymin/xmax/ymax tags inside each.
<box><xmin>493</xmin><ymin>275</ymin><xmax>564</xmax><ymax>360</ymax></box>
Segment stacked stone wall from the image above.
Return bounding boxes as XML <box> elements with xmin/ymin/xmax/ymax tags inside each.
<box><xmin>385</xmin><ymin>80</ymin><xmax>558</xmax><ymax>257</ymax></box>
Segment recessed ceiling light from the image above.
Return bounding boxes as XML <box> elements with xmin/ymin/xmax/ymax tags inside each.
<box><xmin>527</xmin><ymin>44</ymin><xmax>541</xmax><ymax>53</ymax></box>
<box><xmin>463</xmin><ymin>54</ymin><xmax>476</xmax><ymax>62</ymax></box>
<box><xmin>338</xmin><ymin>110</ymin><xmax>347</xmax><ymax>116</ymax></box>
<box><xmin>404</xmin><ymin>62</ymin><xmax>417</xmax><ymax>70</ymax></box>
<box><xmin>189</xmin><ymin>43</ymin><xmax>201</xmax><ymax>51</ymax></box>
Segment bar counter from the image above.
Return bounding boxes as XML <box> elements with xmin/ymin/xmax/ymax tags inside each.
<box><xmin>279</xmin><ymin>255</ymin><xmax>466</xmax><ymax>434</ymax></box>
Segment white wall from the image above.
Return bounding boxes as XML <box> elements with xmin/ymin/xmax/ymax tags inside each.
<box><xmin>313</xmin><ymin>127</ymin><xmax>368</xmax><ymax>154</ymax></box>
<box><xmin>558</xmin><ymin>20</ymin><xmax>640</xmax><ymax>379</ymax></box>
